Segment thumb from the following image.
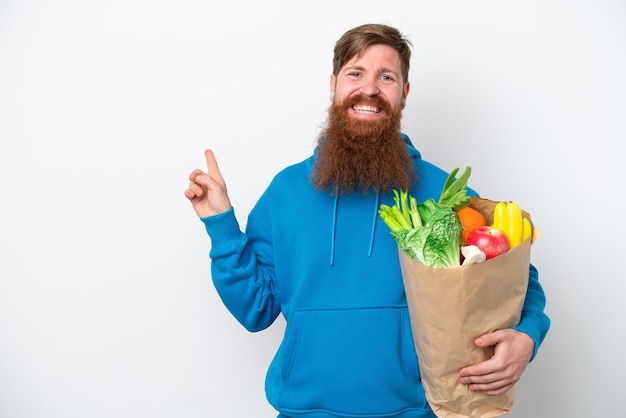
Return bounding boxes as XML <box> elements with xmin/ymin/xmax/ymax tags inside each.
<box><xmin>475</xmin><ymin>330</ymin><xmax>503</xmax><ymax>348</ymax></box>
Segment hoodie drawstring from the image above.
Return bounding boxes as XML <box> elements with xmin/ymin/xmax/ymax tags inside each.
<box><xmin>329</xmin><ymin>194</ymin><xmax>339</xmax><ymax>266</ymax></box>
<box><xmin>368</xmin><ymin>192</ymin><xmax>380</xmax><ymax>257</ymax></box>
<box><xmin>329</xmin><ymin>192</ymin><xmax>380</xmax><ymax>265</ymax></box>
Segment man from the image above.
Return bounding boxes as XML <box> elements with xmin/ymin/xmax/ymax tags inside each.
<box><xmin>185</xmin><ymin>23</ymin><xmax>549</xmax><ymax>418</ymax></box>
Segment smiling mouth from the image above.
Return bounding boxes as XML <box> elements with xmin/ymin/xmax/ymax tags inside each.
<box><xmin>352</xmin><ymin>104</ymin><xmax>381</xmax><ymax>114</ymax></box>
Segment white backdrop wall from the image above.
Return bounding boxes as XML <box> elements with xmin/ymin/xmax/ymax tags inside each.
<box><xmin>1</xmin><ymin>1</ymin><xmax>624</xmax><ymax>417</ymax></box>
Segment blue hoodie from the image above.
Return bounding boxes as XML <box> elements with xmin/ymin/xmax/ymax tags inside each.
<box><xmin>201</xmin><ymin>135</ymin><xmax>550</xmax><ymax>418</ymax></box>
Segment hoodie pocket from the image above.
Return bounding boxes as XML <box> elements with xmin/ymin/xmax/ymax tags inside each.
<box><xmin>266</xmin><ymin>306</ymin><xmax>428</xmax><ymax>415</ymax></box>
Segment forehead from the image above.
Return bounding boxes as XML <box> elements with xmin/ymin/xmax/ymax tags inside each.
<box><xmin>342</xmin><ymin>45</ymin><xmax>402</xmax><ymax>72</ymax></box>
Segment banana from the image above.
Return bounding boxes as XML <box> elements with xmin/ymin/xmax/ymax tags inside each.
<box><xmin>522</xmin><ymin>217</ymin><xmax>532</xmax><ymax>242</ymax></box>
<box><xmin>491</xmin><ymin>201</ymin><xmax>529</xmax><ymax>249</ymax></box>
<box><xmin>492</xmin><ymin>202</ymin><xmax>507</xmax><ymax>231</ymax></box>
<box><xmin>507</xmin><ymin>201</ymin><xmax>523</xmax><ymax>248</ymax></box>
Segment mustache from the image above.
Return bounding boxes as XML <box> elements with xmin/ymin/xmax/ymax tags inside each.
<box><xmin>341</xmin><ymin>94</ymin><xmax>393</xmax><ymax>113</ymax></box>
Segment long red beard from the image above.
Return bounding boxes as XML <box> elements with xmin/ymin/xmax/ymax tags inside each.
<box><xmin>311</xmin><ymin>94</ymin><xmax>415</xmax><ymax>195</ymax></box>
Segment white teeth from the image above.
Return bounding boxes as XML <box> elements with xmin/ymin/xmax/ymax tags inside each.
<box><xmin>353</xmin><ymin>105</ymin><xmax>380</xmax><ymax>114</ymax></box>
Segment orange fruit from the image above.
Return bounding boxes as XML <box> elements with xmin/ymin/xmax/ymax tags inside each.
<box><xmin>457</xmin><ymin>206</ymin><xmax>487</xmax><ymax>242</ymax></box>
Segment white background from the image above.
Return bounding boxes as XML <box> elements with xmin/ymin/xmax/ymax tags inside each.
<box><xmin>1</xmin><ymin>1</ymin><xmax>624</xmax><ymax>417</ymax></box>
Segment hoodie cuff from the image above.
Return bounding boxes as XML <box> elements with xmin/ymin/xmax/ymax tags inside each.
<box><xmin>200</xmin><ymin>208</ymin><xmax>243</xmax><ymax>246</ymax></box>
<box><xmin>514</xmin><ymin>310</ymin><xmax>551</xmax><ymax>361</ymax></box>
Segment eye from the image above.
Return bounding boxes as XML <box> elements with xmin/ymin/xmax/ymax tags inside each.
<box><xmin>347</xmin><ymin>71</ymin><xmax>362</xmax><ymax>78</ymax></box>
<box><xmin>380</xmin><ymin>74</ymin><xmax>395</xmax><ymax>83</ymax></box>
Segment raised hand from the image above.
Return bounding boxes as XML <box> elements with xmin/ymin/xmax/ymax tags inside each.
<box><xmin>185</xmin><ymin>149</ymin><xmax>232</xmax><ymax>218</ymax></box>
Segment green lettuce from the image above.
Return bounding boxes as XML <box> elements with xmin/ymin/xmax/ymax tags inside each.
<box><xmin>379</xmin><ymin>190</ymin><xmax>464</xmax><ymax>269</ymax></box>
<box><xmin>391</xmin><ymin>207</ymin><xmax>462</xmax><ymax>268</ymax></box>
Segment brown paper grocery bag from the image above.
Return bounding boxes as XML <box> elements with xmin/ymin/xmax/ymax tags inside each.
<box><xmin>399</xmin><ymin>197</ymin><xmax>535</xmax><ymax>418</ymax></box>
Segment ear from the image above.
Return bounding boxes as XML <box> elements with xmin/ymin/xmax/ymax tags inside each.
<box><xmin>402</xmin><ymin>81</ymin><xmax>410</xmax><ymax>101</ymax></box>
<box><xmin>329</xmin><ymin>74</ymin><xmax>336</xmax><ymax>100</ymax></box>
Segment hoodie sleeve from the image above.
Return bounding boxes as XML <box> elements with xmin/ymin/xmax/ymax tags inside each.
<box><xmin>514</xmin><ymin>263</ymin><xmax>550</xmax><ymax>359</ymax></box>
<box><xmin>201</xmin><ymin>208</ymin><xmax>281</xmax><ymax>332</ymax></box>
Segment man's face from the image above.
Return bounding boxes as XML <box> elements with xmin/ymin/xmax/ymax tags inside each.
<box><xmin>311</xmin><ymin>44</ymin><xmax>414</xmax><ymax>195</ymax></box>
<box><xmin>330</xmin><ymin>44</ymin><xmax>410</xmax><ymax>121</ymax></box>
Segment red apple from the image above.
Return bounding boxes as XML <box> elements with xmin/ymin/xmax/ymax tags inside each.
<box><xmin>465</xmin><ymin>226</ymin><xmax>509</xmax><ymax>260</ymax></box>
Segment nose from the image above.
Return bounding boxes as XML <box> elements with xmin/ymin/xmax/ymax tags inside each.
<box><xmin>360</xmin><ymin>76</ymin><xmax>380</xmax><ymax>96</ymax></box>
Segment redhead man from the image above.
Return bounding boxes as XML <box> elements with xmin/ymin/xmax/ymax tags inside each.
<box><xmin>185</xmin><ymin>23</ymin><xmax>550</xmax><ymax>418</ymax></box>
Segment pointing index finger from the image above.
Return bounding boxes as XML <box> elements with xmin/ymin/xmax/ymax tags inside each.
<box><xmin>204</xmin><ymin>149</ymin><xmax>223</xmax><ymax>180</ymax></box>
